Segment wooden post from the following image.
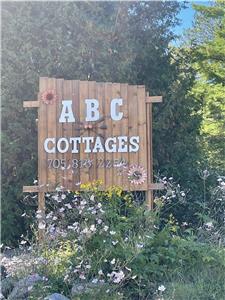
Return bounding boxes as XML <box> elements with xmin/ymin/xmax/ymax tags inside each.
<box><xmin>146</xmin><ymin>93</ymin><xmax>163</xmax><ymax>209</ymax></box>
<box><xmin>38</xmin><ymin>191</ymin><xmax>45</xmax><ymax>242</ymax></box>
<box><xmin>146</xmin><ymin>190</ymin><xmax>154</xmax><ymax>210</ymax></box>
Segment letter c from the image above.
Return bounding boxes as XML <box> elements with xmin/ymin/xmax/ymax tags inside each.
<box><xmin>44</xmin><ymin>138</ymin><xmax>56</xmax><ymax>153</ymax></box>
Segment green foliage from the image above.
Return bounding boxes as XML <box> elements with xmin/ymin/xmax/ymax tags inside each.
<box><xmin>190</xmin><ymin>0</ymin><xmax>225</xmax><ymax>172</ymax></box>
<box><xmin>2</xmin><ymin>182</ymin><xmax>225</xmax><ymax>299</ymax></box>
<box><xmin>2</xmin><ymin>1</ymin><xmax>204</xmax><ymax>246</ymax></box>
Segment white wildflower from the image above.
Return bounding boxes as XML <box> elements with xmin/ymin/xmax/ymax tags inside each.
<box><xmin>90</xmin><ymin>225</ymin><xmax>96</xmax><ymax>232</ymax></box>
<box><xmin>110</xmin><ymin>258</ymin><xmax>116</xmax><ymax>265</ymax></box>
<box><xmin>158</xmin><ymin>285</ymin><xmax>166</xmax><ymax>292</ymax></box>
<box><xmin>205</xmin><ymin>222</ymin><xmax>213</xmax><ymax>229</ymax></box>
<box><xmin>67</xmin><ymin>226</ymin><xmax>74</xmax><ymax>230</ymax></box>
<box><xmin>79</xmin><ymin>273</ymin><xmax>86</xmax><ymax>280</ymax></box>
<box><xmin>182</xmin><ymin>222</ymin><xmax>188</xmax><ymax>226</ymax></box>
<box><xmin>97</xmin><ymin>203</ymin><xmax>102</xmax><ymax>208</ymax></box>
<box><xmin>111</xmin><ymin>270</ymin><xmax>125</xmax><ymax>283</ymax></box>
<box><xmin>38</xmin><ymin>222</ymin><xmax>46</xmax><ymax>230</ymax></box>
<box><xmin>103</xmin><ymin>225</ymin><xmax>109</xmax><ymax>231</ymax></box>
<box><xmin>65</xmin><ymin>203</ymin><xmax>72</xmax><ymax>209</ymax></box>
<box><xmin>20</xmin><ymin>240</ymin><xmax>27</xmax><ymax>245</ymax></box>
<box><xmin>90</xmin><ymin>194</ymin><xmax>95</xmax><ymax>201</ymax></box>
<box><xmin>80</xmin><ymin>200</ymin><xmax>87</xmax><ymax>206</ymax></box>
<box><xmin>110</xmin><ymin>231</ymin><xmax>116</xmax><ymax>235</ymax></box>
<box><xmin>85</xmin><ymin>264</ymin><xmax>91</xmax><ymax>269</ymax></box>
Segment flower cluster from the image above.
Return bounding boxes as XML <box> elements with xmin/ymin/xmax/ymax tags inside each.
<box><xmin>1</xmin><ymin>253</ymin><xmax>47</xmax><ymax>278</ymax></box>
<box><xmin>30</xmin><ymin>186</ymin><xmax>136</xmax><ymax>287</ymax></box>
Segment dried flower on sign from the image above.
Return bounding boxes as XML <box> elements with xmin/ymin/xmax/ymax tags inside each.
<box><xmin>41</xmin><ymin>90</ymin><xmax>57</xmax><ymax>105</ymax></box>
<box><xmin>128</xmin><ymin>165</ymin><xmax>147</xmax><ymax>185</ymax></box>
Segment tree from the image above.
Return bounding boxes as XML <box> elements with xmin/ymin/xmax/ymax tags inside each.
<box><xmin>3</xmin><ymin>1</ymin><xmax>199</xmax><ymax>245</ymax></box>
<box><xmin>190</xmin><ymin>0</ymin><xmax>225</xmax><ymax>172</ymax></box>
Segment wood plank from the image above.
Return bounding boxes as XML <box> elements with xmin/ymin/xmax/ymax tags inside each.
<box><xmin>95</xmin><ymin>82</ymin><xmax>105</xmax><ymax>186</ymax></box>
<box><xmin>46</xmin><ymin>78</ymin><xmax>57</xmax><ymax>188</ymax></box>
<box><xmin>23</xmin><ymin>101</ymin><xmax>39</xmax><ymax>108</ymax></box>
<box><xmin>88</xmin><ymin>81</ymin><xmax>96</xmax><ymax>183</ymax></box>
<box><xmin>148</xmin><ymin>183</ymin><xmax>164</xmax><ymax>190</ymax></box>
<box><xmin>104</xmin><ymin>82</ymin><xmax>113</xmax><ymax>188</ymax></box>
<box><xmin>146</xmin><ymin>96</ymin><xmax>163</xmax><ymax>103</ymax></box>
<box><xmin>56</xmin><ymin>78</ymin><xmax>64</xmax><ymax>189</ymax></box>
<box><xmin>146</xmin><ymin>191</ymin><xmax>153</xmax><ymax>210</ymax></box>
<box><xmin>146</xmin><ymin>101</ymin><xmax>153</xmax><ymax>206</ymax></box>
<box><xmin>63</xmin><ymin>80</ymin><xmax>73</xmax><ymax>190</ymax></box>
<box><xmin>72</xmin><ymin>80</ymin><xmax>81</xmax><ymax>188</ymax></box>
<box><xmin>38</xmin><ymin>191</ymin><xmax>45</xmax><ymax>242</ymax></box>
<box><xmin>127</xmin><ymin>85</ymin><xmax>139</xmax><ymax>191</ymax></box>
<box><xmin>79</xmin><ymin>81</ymin><xmax>89</xmax><ymax>185</ymax></box>
<box><xmin>137</xmin><ymin>85</ymin><xmax>148</xmax><ymax>191</ymax></box>
<box><xmin>23</xmin><ymin>186</ymin><xmax>40</xmax><ymax>193</ymax></box>
<box><xmin>38</xmin><ymin>77</ymin><xmax>48</xmax><ymax>189</ymax></box>
<box><xmin>112</xmin><ymin>82</ymin><xmax>122</xmax><ymax>187</ymax></box>
<box><xmin>120</xmin><ymin>83</ymin><xmax>129</xmax><ymax>190</ymax></box>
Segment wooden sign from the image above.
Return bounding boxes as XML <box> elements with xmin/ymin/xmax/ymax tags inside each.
<box><xmin>23</xmin><ymin>77</ymin><xmax>163</xmax><ymax>212</ymax></box>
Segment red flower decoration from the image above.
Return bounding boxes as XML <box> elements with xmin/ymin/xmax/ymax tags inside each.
<box><xmin>41</xmin><ymin>90</ymin><xmax>57</xmax><ymax>104</ymax></box>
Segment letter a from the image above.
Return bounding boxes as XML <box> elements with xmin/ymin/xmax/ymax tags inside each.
<box><xmin>59</xmin><ymin>100</ymin><xmax>75</xmax><ymax>123</ymax></box>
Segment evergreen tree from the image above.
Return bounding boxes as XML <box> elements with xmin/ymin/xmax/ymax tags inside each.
<box><xmin>2</xmin><ymin>1</ymin><xmax>201</xmax><ymax>244</ymax></box>
<box><xmin>190</xmin><ymin>0</ymin><xmax>225</xmax><ymax>172</ymax></box>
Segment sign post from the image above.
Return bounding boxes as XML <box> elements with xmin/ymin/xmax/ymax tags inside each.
<box><xmin>23</xmin><ymin>77</ymin><xmax>163</xmax><ymax>240</ymax></box>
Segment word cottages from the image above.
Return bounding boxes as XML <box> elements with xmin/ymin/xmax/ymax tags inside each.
<box><xmin>44</xmin><ymin>99</ymin><xmax>140</xmax><ymax>154</ymax></box>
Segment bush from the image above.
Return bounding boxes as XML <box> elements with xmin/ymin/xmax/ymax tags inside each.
<box><xmin>2</xmin><ymin>180</ymin><xmax>225</xmax><ymax>299</ymax></box>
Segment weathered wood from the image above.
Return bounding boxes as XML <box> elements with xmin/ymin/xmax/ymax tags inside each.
<box><xmin>146</xmin><ymin>96</ymin><xmax>163</xmax><ymax>103</ymax></box>
<box><xmin>23</xmin><ymin>101</ymin><xmax>39</xmax><ymax>108</ymax></box>
<box><xmin>23</xmin><ymin>186</ymin><xmax>40</xmax><ymax>193</ymax></box>
<box><xmin>38</xmin><ymin>192</ymin><xmax>45</xmax><ymax>242</ymax></box>
<box><xmin>128</xmin><ymin>85</ymin><xmax>138</xmax><ymax>190</ymax></box>
<box><xmin>120</xmin><ymin>83</ymin><xmax>129</xmax><ymax>189</ymax></box>
<box><xmin>56</xmin><ymin>78</ymin><xmax>64</xmax><ymax>188</ymax></box>
<box><xmin>79</xmin><ymin>81</ymin><xmax>90</xmax><ymax>184</ymax></box>
<box><xmin>104</xmin><ymin>82</ymin><xmax>113</xmax><ymax>188</ymax></box>
<box><xmin>88</xmin><ymin>81</ymin><xmax>96</xmax><ymax>183</ymax></box>
<box><xmin>23</xmin><ymin>78</ymin><xmax>164</xmax><ymax>194</ymax></box>
<box><xmin>96</xmin><ymin>82</ymin><xmax>105</xmax><ymax>186</ymax></box>
<box><xmin>63</xmin><ymin>80</ymin><xmax>73</xmax><ymax>190</ymax></box>
<box><xmin>72</xmin><ymin>80</ymin><xmax>80</xmax><ymax>186</ymax></box>
<box><xmin>112</xmin><ymin>82</ymin><xmax>122</xmax><ymax>187</ymax></box>
<box><xmin>146</xmin><ymin>190</ymin><xmax>153</xmax><ymax>210</ymax></box>
<box><xmin>38</xmin><ymin>77</ymin><xmax>48</xmax><ymax>190</ymax></box>
<box><xmin>137</xmin><ymin>85</ymin><xmax>148</xmax><ymax>191</ymax></box>
<box><xmin>47</xmin><ymin>78</ymin><xmax>57</xmax><ymax>187</ymax></box>
<box><xmin>148</xmin><ymin>183</ymin><xmax>164</xmax><ymax>190</ymax></box>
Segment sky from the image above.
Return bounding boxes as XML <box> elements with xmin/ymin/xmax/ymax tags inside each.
<box><xmin>175</xmin><ymin>1</ymin><xmax>213</xmax><ymax>35</ymax></box>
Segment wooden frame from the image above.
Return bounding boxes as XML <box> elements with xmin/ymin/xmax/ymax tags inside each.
<box><xmin>23</xmin><ymin>77</ymin><xmax>163</xmax><ymax>239</ymax></box>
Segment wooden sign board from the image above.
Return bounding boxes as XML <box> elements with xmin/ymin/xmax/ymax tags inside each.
<box><xmin>23</xmin><ymin>77</ymin><xmax>163</xmax><ymax>209</ymax></box>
